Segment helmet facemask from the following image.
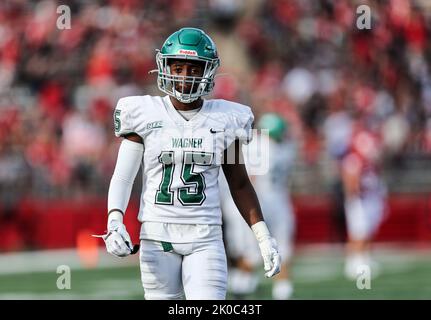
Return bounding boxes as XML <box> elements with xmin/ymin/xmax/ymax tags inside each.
<box><xmin>156</xmin><ymin>51</ymin><xmax>220</xmax><ymax>103</ymax></box>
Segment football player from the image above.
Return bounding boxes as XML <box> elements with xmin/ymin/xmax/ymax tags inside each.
<box><xmin>341</xmin><ymin>121</ymin><xmax>386</xmax><ymax>279</ymax></box>
<box><xmin>221</xmin><ymin>113</ymin><xmax>296</xmax><ymax>299</ymax></box>
<box><xmin>101</xmin><ymin>27</ymin><xmax>281</xmax><ymax>300</ymax></box>
<box><xmin>220</xmin><ymin>170</ymin><xmax>261</xmax><ymax>297</ymax></box>
<box><xmin>252</xmin><ymin>114</ymin><xmax>296</xmax><ymax>299</ymax></box>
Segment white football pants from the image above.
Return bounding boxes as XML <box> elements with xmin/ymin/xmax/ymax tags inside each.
<box><xmin>139</xmin><ymin>238</ymin><xmax>227</xmax><ymax>300</ymax></box>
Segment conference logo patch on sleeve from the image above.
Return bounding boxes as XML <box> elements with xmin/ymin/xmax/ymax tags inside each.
<box><xmin>146</xmin><ymin>121</ymin><xmax>163</xmax><ymax>130</ymax></box>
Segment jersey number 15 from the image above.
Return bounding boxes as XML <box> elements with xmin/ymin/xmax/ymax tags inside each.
<box><xmin>155</xmin><ymin>151</ymin><xmax>213</xmax><ymax>206</ymax></box>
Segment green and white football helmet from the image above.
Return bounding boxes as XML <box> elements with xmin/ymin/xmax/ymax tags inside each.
<box><xmin>257</xmin><ymin>113</ymin><xmax>288</xmax><ymax>142</ymax></box>
<box><xmin>155</xmin><ymin>27</ymin><xmax>220</xmax><ymax>103</ymax></box>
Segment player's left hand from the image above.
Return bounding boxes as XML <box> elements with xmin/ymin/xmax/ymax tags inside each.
<box><xmin>252</xmin><ymin>221</ymin><xmax>282</xmax><ymax>278</ymax></box>
<box><xmin>258</xmin><ymin>237</ymin><xmax>281</xmax><ymax>278</ymax></box>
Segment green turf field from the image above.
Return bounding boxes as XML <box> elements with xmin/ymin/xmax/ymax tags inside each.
<box><xmin>0</xmin><ymin>245</ymin><xmax>430</xmax><ymax>299</ymax></box>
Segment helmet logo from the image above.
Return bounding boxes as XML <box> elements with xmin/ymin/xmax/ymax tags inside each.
<box><xmin>178</xmin><ymin>49</ymin><xmax>198</xmax><ymax>56</ymax></box>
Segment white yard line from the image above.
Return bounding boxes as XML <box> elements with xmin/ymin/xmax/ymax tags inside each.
<box><xmin>0</xmin><ymin>248</ymin><xmax>138</xmax><ymax>275</ymax></box>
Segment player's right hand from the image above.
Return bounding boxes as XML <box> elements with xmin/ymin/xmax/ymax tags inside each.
<box><xmin>104</xmin><ymin>220</ymin><xmax>133</xmax><ymax>258</ymax></box>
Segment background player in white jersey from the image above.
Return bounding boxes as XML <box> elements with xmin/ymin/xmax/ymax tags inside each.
<box><xmin>219</xmin><ymin>171</ymin><xmax>261</xmax><ymax>297</ymax></box>
<box><xmin>221</xmin><ymin>113</ymin><xmax>296</xmax><ymax>299</ymax></box>
<box><xmin>99</xmin><ymin>27</ymin><xmax>281</xmax><ymax>300</ymax></box>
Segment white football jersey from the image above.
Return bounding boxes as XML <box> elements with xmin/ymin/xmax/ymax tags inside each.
<box><xmin>246</xmin><ymin>136</ymin><xmax>296</xmax><ymax>197</ymax></box>
<box><xmin>114</xmin><ymin>95</ymin><xmax>254</xmax><ymax>225</ymax></box>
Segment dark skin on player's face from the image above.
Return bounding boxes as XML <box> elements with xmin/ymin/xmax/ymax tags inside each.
<box><xmin>168</xmin><ymin>59</ymin><xmax>205</xmax><ymax>111</ymax></box>
<box><xmin>123</xmin><ymin>60</ymin><xmax>204</xmax><ymax>143</ymax></box>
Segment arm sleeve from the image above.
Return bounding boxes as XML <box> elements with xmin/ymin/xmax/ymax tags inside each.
<box><xmin>107</xmin><ymin>139</ymin><xmax>144</xmax><ymax>214</ymax></box>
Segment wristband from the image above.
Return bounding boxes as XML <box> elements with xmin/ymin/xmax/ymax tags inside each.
<box><xmin>251</xmin><ymin>221</ymin><xmax>271</xmax><ymax>243</ymax></box>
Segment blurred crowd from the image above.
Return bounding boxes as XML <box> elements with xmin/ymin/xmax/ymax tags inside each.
<box><xmin>1</xmin><ymin>0</ymin><xmax>431</xmax><ymax>206</ymax></box>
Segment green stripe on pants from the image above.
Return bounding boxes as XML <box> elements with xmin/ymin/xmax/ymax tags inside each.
<box><xmin>161</xmin><ymin>241</ymin><xmax>173</xmax><ymax>252</ymax></box>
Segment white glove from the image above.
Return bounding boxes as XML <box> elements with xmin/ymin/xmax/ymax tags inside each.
<box><xmin>93</xmin><ymin>211</ymin><xmax>133</xmax><ymax>258</ymax></box>
<box><xmin>104</xmin><ymin>219</ymin><xmax>133</xmax><ymax>258</ymax></box>
<box><xmin>252</xmin><ymin>221</ymin><xmax>281</xmax><ymax>278</ymax></box>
